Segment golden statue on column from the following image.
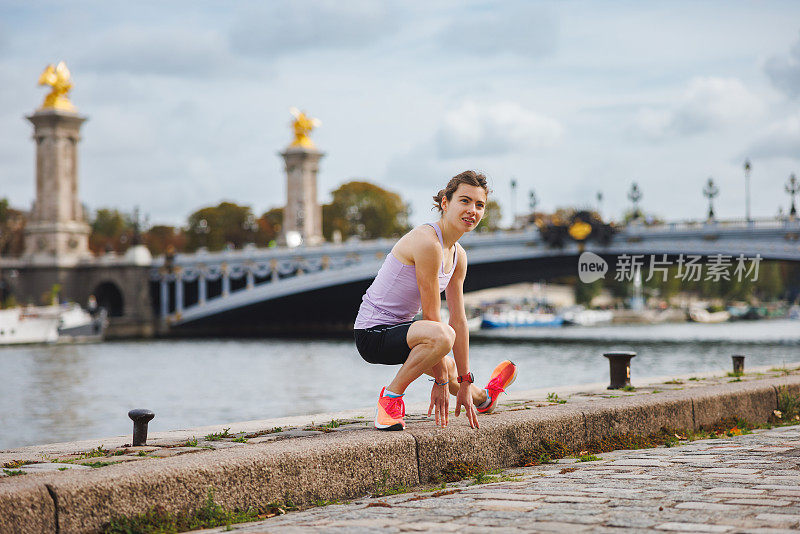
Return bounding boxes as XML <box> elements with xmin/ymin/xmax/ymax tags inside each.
<box><xmin>289</xmin><ymin>107</ymin><xmax>321</xmax><ymax>149</ymax></box>
<box><xmin>37</xmin><ymin>61</ymin><xmax>77</xmax><ymax>112</ymax></box>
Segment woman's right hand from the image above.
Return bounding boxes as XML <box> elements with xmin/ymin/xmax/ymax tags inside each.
<box><xmin>428</xmin><ymin>381</ymin><xmax>449</xmax><ymax>427</ymax></box>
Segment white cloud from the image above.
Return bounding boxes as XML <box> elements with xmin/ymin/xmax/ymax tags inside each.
<box><xmin>634</xmin><ymin>77</ymin><xmax>765</xmax><ymax>139</ymax></box>
<box><xmin>436</xmin><ymin>101</ymin><xmax>563</xmax><ymax>159</ymax></box>
<box><xmin>229</xmin><ymin>1</ymin><xmax>402</xmax><ymax>58</ymax></box>
<box><xmin>79</xmin><ymin>26</ymin><xmax>235</xmax><ymax>78</ymax></box>
<box><xmin>437</xmin><ymin>4</ymin><xmax>557</xmax><ymax>58</ymax></box>
<box><xmin>764</xmin><ymin>31</ymin><xmax>800</xmax><ymax>99</ymax></box>
<box><xmin>748</xmin><ymin>111</ymin><xmax>800</xmax><ymax>160</ymax></box>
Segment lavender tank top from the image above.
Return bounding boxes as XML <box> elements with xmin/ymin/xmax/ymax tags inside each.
<box><xmin>354</xmin><ymin>223</ymin><xmax>458</xmax><ymax>329</ymax></box>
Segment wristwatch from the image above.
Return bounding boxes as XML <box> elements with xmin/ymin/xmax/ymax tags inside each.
<box><xmin>457</xmin><ymin>372</ymin><xmax>474</xmax><ymax>384</ymax></box>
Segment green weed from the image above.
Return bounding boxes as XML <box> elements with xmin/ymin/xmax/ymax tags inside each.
<box><xmin>663</xmin><ymin>379</ymin><xmax>683</xmax><ymax>385</ymax></box>
<box><xmin>2</xmin><ymin>459</ymin><xmax>34</xmax><ymax>469</ymax></box>
<box><xmin>776</xmin><ymin>387</ymin><xmax>800</xmax><ymax>422</ymax></box>
<box><xmin>621</xmin><ymin>385</ymin><xmax>636</xmax><ymax>392</ymax></box>
<box><xmin>440</xmin><ymin>460</ymin><xmax>486</xmax><ymax>483</ymax></box>
<box><xmin>577</xmin><ymin>454</ymin><xmax>601</xmax><ymax>462</ymax></box>
<box><xmin>2</xmin><ymin>469</ymin><xmax>25</xmax><ymax>476</ymax></box>
<box><xmin>232</xmin><ymin>437</ymin><xmax>248</xmax><ymax>443</ymax></box>
<box><xmin>104</xmin><ymin>489</ymin><xmax>264</xmax><ymax>533</ymax></box>
<box><xmin>184</xmin><ymin>437</ymin><xmax>198</xmax><ymax>447</ymax></box>
<box><xmin>546</xmin><ymin>392</ymin><xmax>567</xmax><ymax>404</ymax></box>
<box><xmin>372</xmin><ymin>469</ymin><xmax>410</xmax><ymax>497</ymax></box>
<box><xmin>243</xmin><ymin>427</ymin><xmax>283</xmax><ymax>439</ymax></box>
<box><xmin>84</xmin><ymin>461</ymin><xmax>114</xmax><ymax>469</ymax></box>
<box><xmin>80</xmin><ymin>445</ymin><xmax>109</xmax><ymax>459</ymax></box>
<box><xmin>204</xmin><ymin>428</ymin><xmax>232</xmax><ymax>441</ymax></box>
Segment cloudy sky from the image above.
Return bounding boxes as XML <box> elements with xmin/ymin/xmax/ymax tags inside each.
<box><xmin>1</xmin><ymin>1</ymin><xmax>799</xmax><ymax>227</ymax></box>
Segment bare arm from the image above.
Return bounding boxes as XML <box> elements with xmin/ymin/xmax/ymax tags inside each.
<box><xmin>411</xmin><ymin>230</ymin><xmax>444</xmax><ymax>323</ymax></box>
<box><xmin>445</xmin><ymin>245</ymin><xmax>479</xmax><ymax>428</ymax></box>
<box><xmin>444</xmin><ymin>245</ymin><xmax>469</xmax><ymax>375</ymax></box>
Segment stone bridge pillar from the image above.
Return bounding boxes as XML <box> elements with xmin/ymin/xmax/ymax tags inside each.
<box><xmin>280</xmin><ymin>147</ymin><xmax>325</xmax><ymax>246</ymax></box>
<box><xmin>23</xmin><ymin>109</ymin><xmax>92</xmax><ymax>266</ymax></box>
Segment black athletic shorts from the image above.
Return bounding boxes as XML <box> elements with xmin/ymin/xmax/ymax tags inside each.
<box><xmin>354</xmin><ymin>321</ymin><xmax>414</xmax><ymax>365</ymax></box>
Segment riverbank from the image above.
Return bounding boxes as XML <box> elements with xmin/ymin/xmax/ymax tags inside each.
<box><xmin>2</xmin><ymin>362</ymin><xmax>800</xmax><ymax>533</ymax></box>
<box><xmin>4</xmin><ymin>321</ymin><xmax>798</xmax><ymax>450</ymax></box>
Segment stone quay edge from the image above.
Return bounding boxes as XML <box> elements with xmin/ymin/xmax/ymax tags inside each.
<box><xmin>2</xmin><ymin>364</ymin><xmax>799</xmax><ymax>534</ymax></box>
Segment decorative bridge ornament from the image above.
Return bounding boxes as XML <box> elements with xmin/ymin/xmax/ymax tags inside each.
<box><xmin>150</xmin><ymin>218</ymin><xmax>800</xmax><ymax>326</ymax></box>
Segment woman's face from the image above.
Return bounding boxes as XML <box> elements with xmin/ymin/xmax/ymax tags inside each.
<box><xmin>442</xmin><ymin>183</ymin><xmax>487</xmax><ymax>232</ymax></box>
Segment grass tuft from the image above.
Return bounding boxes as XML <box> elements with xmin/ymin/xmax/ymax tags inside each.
<box><xmin>546</xmin><ymin>392</ymin><xmax>567</xmax><ymax>404</ymax></box>
<box><xmin>104</xmin><ymin>489</ymin><xmax>293</xmax><ymax>533</ymax></box>
<box><xmin>204</xmin><ymin>428</ymin><xmax>232</xmax><ymax>441</ymax></box>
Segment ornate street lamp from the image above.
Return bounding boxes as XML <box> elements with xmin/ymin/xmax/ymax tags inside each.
<box><xmin>596</xmin><ymin>191</ymin><xmax>603</xmax><ymax>218</ymax></box>
<box><xmin>627</xmin><ymin>182</ymin><xmax>642</xmax><ymax>220</ymax></box>
<box><xmin>744</xmin><ymin>159</ymin><xmax>751</xmax><ymax>222</ymax></box>
<box><xmin>787</xmin><ymin>173</ymin><xmax>799</xmax><ymax>218</ymax></box>
<box><xmin>703</xmin><ymin>177</ymin><xmax>719</xmax><ymax>221</ymax></box>
<box><xmin>242</xmin><ymin>213</ymin><xmax>258</xmax><ymax>246</ymax></box>
<box><xmin>196</xmin><ymin>218</ymin><xmax>210</xmax><ymax>249</ymax></box>
<box><xmin>510</xmin><ymin>178</ymin><xmax>518</xmax><ymax>226</ymax></box>
<box><xmin>528</xmin><ymin>189</ymin><xmax>538</xmax><ymax>226</ymax></box>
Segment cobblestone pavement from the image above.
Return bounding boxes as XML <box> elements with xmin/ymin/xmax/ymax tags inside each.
<box><xmin>199</xmin><ymin>425</ymin><xmax>800</xmax><ymax>533</ymax></box>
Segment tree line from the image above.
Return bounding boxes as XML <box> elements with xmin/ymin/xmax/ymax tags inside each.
<box><xmin>0</xmin><ymin>180</ymin><xmax>503</xmax><ymax>257</ymax></box>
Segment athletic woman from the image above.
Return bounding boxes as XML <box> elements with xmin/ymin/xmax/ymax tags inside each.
<box><xmin>353</xmin><ymin>170</ymin><xmax>517</xmax><ymax>431</ymax></box>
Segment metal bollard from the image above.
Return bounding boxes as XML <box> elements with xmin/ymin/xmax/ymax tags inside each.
<box><xmin>732</xmin><ymin>355</ymin><xmax>745</xmax><ymax>376</ymax></box>
<box><xmin>604</xmin><ymin>351</ymin><xmax>636</xmax><ymax>389</ymax></box>
<box><xmin>128</xmin><ymin>409</ymin><xmax>155</xmax><ymax>446</ymax></box>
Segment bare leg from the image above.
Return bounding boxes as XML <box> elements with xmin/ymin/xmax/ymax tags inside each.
<box><xmin>424</xmin><ymin>356</ymin><xmax>487</xmax><ymax>405</ymax></box>
<box><xmin>387</xmin><ymin>320</ymin><xmax>455</xmax><ymax>394</ymax></box>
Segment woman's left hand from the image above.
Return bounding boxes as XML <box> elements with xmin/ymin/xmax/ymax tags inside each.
<box><xmin>455</xmin><ymin>383</ymin><xmax>479</xmax><ymax>429</ymax></box>
<box><xmin>428</xmin><ymin>382</ymin><xmax>449</xmax><ymax>427</ymax></box>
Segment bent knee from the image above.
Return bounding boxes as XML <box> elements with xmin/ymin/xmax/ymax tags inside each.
<box><xmin>432</xmin><ymin>323</ymin><xmax>455</xmax><ymax>353</ymax></box>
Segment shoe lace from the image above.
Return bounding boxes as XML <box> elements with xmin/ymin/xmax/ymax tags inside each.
<box><xmin>385</xmin><ymin>396</ymin><xmax>405</xmax><ymax>419</ymax></box>
<box><xmin>486</xmin><ymin>375</ymin><xmax>506</xmax><ymax>395</ymax></box>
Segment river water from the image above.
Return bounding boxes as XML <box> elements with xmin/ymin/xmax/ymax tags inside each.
<box><xmin>1</xmin><ymin>320</ymin><xmax>798</xmax><ymax>450</ymax></box>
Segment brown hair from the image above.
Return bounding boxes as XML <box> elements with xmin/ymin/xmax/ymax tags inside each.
<box><xmin>432</xmin><ymin>170</ymin><xmax>489</xmax><ymax>213</ymax></box>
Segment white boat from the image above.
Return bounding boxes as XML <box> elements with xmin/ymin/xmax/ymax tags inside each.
<box><xmin>688</xmin><ymin>307</ymin><xmax>731</xmax><ymax>324</ymax></box>
<box><xmin>55</xmin><ymin>303</ymin><xmax>108</xmax><ymax>343</ymax></box>
<box><xmin>0</xmin><ymin>307</ymin><xmax>59</xmax><ymax>345</ymax></box>
<box><xmin>481</xmin><ymin>310</ymin><xmax>564</xmax><ymax>329</ymax></box>
<box><xmin>561</xmin><ymin>307</ymin><xmax>614</xmax><ymax>326</ymax></box>
<box><xmin>0</xmin><ymin>303</ymin><xmax>107</xmax><ymax>345</ymax></box>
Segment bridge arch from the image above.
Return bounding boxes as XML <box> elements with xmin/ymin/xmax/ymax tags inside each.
<box><xmin>93</xmin><ymin>280</ymin><xmax>125</xmax><ymax>317</ymax></box>
<box><xmin>152</xmin><ymin>219</ymin><xmax>800</xmax><ymax>335</ymax></box>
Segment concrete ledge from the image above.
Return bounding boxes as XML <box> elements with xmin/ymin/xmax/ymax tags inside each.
<box><xmin>582</xmin><ymin>393</ymin><xmax>695</xmax><ymax>439</ymax></box>
<box><xmin>51</xmin><ymin>431</ymin><xmax>416</xmax><ymax>534</ymax></box>
<box><xmin>3</xmin><ymin>372</ymin><xmax>800</xmax><ymax>533</ymax></box>
<box><xmin>691</xmin><ymin>379</ymin><xmax>778</xmax><ymax>427</ymax></box>
<box><xmin>409</xmin><ymin>404</ymin><xmax>586</xmax><ymax>483</ymax></box>
<box><xmin>0</xmin><ymin>479</ymin><xmax>55</xmax><ymax>534</ymax></box>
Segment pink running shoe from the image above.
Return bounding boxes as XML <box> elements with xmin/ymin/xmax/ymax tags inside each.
<box><xmin>477</xmin><ymin>360</ymin><xmax>517</xmax><ymax>414</ymax></box>
<box><xmin>375</xmin><ymin>387</ymin><xmax>406</xmax><ymax>431</ymax></box>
